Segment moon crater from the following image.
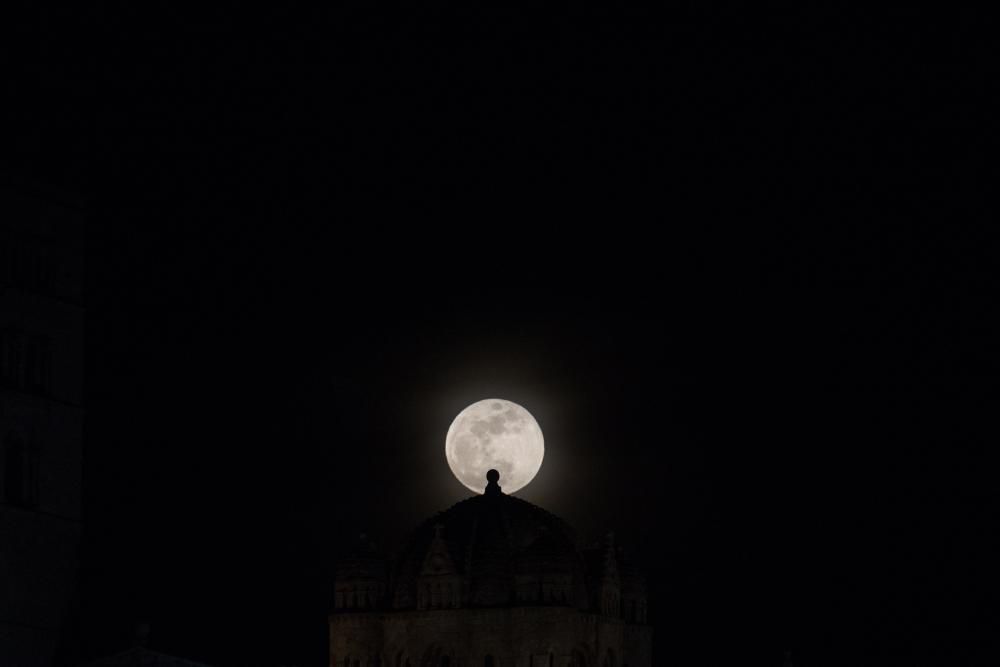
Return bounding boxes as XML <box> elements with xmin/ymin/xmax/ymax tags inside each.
<box><xmin>445</xmin><ymin>399</ymin><xmax>544</xmax><ymax>494</ymax></box>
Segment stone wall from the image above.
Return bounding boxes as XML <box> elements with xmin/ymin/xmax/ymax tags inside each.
<box><xmin>330</xmin><ymin>606</ymin><xmax>651</xmax><ymax>667</ymax></box>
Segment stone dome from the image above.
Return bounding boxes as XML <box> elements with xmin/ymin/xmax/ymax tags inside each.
<box><xmin>389</xmin><ymin>478</ymin><xmax>584</xmax><ymax>609</ymax></box>
<box><xmin>329</xmin><ymin>471</ymin><xmax>652</xmax><ymax>667</ymax></box>
<box><xmin>332</xmin><ymin>471</ymin><xmax>646</xmax><ymax>620</ymax></box>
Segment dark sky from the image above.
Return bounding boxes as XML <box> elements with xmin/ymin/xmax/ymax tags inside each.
<box><xmin>6</xmin><ymin>4</ymin><xmax>994</xmax><ymax>667</ymax></box>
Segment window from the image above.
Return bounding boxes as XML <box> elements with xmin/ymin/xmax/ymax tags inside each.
<box><xmin>0</xmin><ymin>241</ymin><xmax>55</xmax><ymax>294</ymax></box>
<box><xmin>0</xmin><ymin>238</ymin><xmax>13</xmax><ymax>286</ymax></box>
<box><xmin>3</xmin><ymin>432</ymin><xmax>37</xmax><ymax>507</ymax></box>
<box><xmin>484</xmin><ymin>656</ymin><xmax>495</xmax><ymax>667</ymax></box>
<box><xmin>25</xmin><ymin>334</ymin><xmax>51</xmax><ymax>393</ymax></box>
<box><xmin>0</xmin><ymin>328</ymin><xmax>20</xmax><ymax>386</ymax></box>
<box><xmin>0</xmin><ymin>329</ymin><xmax>51</xmax><ymax>394</ymax></box>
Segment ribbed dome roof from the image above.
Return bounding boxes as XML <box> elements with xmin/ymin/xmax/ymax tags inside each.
<box><xmin>514</xmin><ymin>526</ymin><xmax>578</xmax><ymax>574</ymax></box>
<box><xmin>332</xmin><ymin>471</ymin><xmax>647</xmax><ymax>620</ymax></box>
<box><xmin>388</xmin><ymin>472</ymin><xmax>582</xmax><ymax>607</ymax></box>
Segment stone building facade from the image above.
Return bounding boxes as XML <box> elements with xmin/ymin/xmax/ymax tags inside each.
<box><xmin>0</xmin><ymin>185</ymin><xmax>85</xmax><ymax>666</ymax></box>
<box><xmin>329</xmin><ymin>471</ymin><xmax>651</xmax><ymax>667</ymax></box>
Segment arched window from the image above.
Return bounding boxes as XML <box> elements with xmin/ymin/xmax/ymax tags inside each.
<box><xmin>439</xmin><ymin>657</ymin><xmax>450</xmax><ymax>667</ymax></box>
<box><xmin>484</xmin><ymin>656</ymin><xmax>495</xmax><ymax>667</ymax></box>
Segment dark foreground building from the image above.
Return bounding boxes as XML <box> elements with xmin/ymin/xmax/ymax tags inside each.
<box><xmin>330</xmin><ymin>471</ymin><xmax>651</xmax><ymax>667</ymax></box>
<box><xmin>77</xmin><ymin>647</ymin><xmax>215</xmax><ymax>667</ymax></box>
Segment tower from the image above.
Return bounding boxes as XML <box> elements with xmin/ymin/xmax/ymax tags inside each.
<box><xmin>0</xmin><ymin>185</ymin><xmax>85</xmax><ymax>666</ymax></box>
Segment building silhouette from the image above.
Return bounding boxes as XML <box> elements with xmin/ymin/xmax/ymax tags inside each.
<box><xmin>0</xmin><ymin>185</ymin><xmax>85</xmax><ymax>666</ymax></box>
<box><xmin>330</xmin><ymin>470</ymin><xmax>651</xmax><ymax>667</ymax></box>
<box><xmin>76</xmin><ymin>625</ymin><xmax>215</xmax><ymax>667</ymax></box>
<box><xmin>76</xmin><ymin>648</ymin><xmax>215</xmax><ymax>667</ymax></box>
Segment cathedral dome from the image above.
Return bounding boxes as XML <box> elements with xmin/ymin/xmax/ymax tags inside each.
<box><xmin>388</xmin><ymin>471</ymin><xmax>583</xmax><ymax>609</ymax></box>
<box><xmin>329</xmin><ymin>471</ymin><xmax>653</xmax><ymax>667</ymax></box>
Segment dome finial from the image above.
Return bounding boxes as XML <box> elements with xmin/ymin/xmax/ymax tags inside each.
<box><xmin>485</xmin><ymin>469</ymin><xmax>502</xmax><ymax>496</ymax></box>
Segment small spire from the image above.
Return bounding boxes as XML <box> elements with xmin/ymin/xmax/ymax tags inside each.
<box><xmin>134</xmin><ymin>621</ymin><xmax>150</xmax><ymax>648</ymax></box>
<box><xmin>484</xmin><ymin>469</ymin><xmax>502</xmax><ymax>496</ymax></box>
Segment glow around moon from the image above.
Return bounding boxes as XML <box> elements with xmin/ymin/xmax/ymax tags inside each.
<box><xmin>445</xmin><ymin>399</ymin><xmax>544</xmax><ymax>494</ymax></box>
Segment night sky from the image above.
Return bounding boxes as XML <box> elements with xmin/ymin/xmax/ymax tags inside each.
<box><xmin>6</xmin><ymin>5</ymin><xmax>994</xmax><ymax>667</ymax></box>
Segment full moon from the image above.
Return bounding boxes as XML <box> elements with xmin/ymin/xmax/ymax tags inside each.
<box><xmin>445</xmin><ymin>399</ymin><xmax>544</xmax><ymax>494</ymax></box>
